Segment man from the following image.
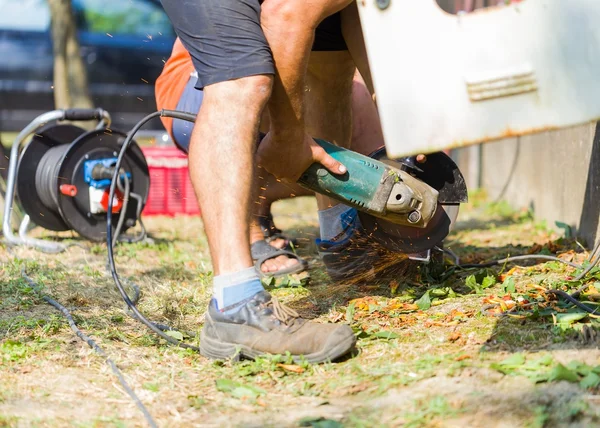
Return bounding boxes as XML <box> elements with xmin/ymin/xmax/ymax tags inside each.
<box><xmin>155</xmin><ymin>38</ymin><xmax>386</xmax><ymax>280</ymax></box>
<box><xmin>159</xmin><ymin>0</ymin><xmax>375</xmax><ymax>362</ymax></box>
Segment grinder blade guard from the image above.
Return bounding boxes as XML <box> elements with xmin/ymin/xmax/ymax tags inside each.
<box><xmin>358</xmin><ymin>147</ymin><xmax>468</xmax><ymax>255</ymax></box>
<box><xmin>3</xmin><ymin>109</ymin><xmax>150</xmax><ymax>251</ymax></box>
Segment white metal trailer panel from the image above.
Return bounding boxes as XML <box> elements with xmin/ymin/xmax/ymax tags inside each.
<box><xmin>357</xmin><ymin>0</ymin><xmax>600</xmax><ymax>158</ymax></box>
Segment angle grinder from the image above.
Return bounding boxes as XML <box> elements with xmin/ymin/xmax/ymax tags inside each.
<box><xmin>297</xmin><ymin>139</ymin><xmax>468</xmax><ymax>254</ymax></box>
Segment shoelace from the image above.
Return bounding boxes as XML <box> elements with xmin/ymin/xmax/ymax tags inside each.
<box><xmin>268</xmin><ymin>296</ymin><xmax>300</xmax><ymax>325</ymax></box>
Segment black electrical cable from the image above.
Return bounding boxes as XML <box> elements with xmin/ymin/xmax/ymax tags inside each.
<box><xmin>546</xmin><ymin>289</ymin><xmax>599</xmax><ymax>315</ymax></box>
<box><xmin>113</xmin><ymin>171</ymin><xmax>147</xmax><ymax>244</ymax></box>
<box><xmin>457</xmin><ymin>254</ymin><xmax>581</xmax><ymax>270</ymax></box>
<box><xmin>572</xmin><ymin>239</ymin><xmax>600</xmax><ymax>285</ymax></box>
<box><xmin>20</xmin><ymin>267</ymin><xmax>157</xmax><ymax>428</ymax></box>
<box><xmin>106</xmin><ymin>110</ymin><xmax>202</xmax><ymax>351</ymax></box>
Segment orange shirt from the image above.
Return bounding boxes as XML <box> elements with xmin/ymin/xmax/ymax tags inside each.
<box><xmin>155</xmin><ymin>38</ymin><xmax>195</xmax><ymax>138</ymax></box>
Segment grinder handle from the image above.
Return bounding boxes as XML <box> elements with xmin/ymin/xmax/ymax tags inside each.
<box><xmin>296</xmin><ymin>139</ymin><xmax>393</xmax><ymax>216</ymax></box>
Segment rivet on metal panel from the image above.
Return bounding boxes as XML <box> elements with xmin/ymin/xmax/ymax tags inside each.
<box><xmin>375</xmin><ymin>0</ymin><xmax>390</xmax><ymax>11</ymax></box>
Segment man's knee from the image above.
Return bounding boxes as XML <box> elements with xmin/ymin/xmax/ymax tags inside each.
<box><xmin>238</xmin><ymin>75</ymin><xmax>273</xmax><ymax>110</ymax></box>
<box><xmin>203</xmin><ymin>75</ymin><xmax>273</xmax><ymax>112</ymax></box>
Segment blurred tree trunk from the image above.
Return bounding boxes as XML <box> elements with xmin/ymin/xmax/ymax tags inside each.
<box><xmin>48</xmin><ymin>0</ymin><xmax>94</xmax><ymax>115</ymax></box>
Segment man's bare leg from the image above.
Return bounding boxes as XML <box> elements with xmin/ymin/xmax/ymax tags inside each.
<box><xmin>253</xmin><ymin>106</ymin><xmax>312</xmax><ymax>236</ymax></box>
<box><xmin>189</xmin><ymin>75</ymin><xmax>272</xmax><ymax>276</ymax></box>
<box><xmin>341</xmin><ymin>4</ymin><xmax>374</xmax><ymax>95</ymax></box>
<box><xmin>304</xmin><ymin>51</ymin><xmax>356</xmax><ymax>213</ymax></box>
<box><xmin>349</xmin><ymin>71</ymin><xmax>383</xmax><ymax>153</ymax></box>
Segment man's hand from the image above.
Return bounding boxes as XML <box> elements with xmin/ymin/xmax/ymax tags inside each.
<box><xmin>257</xmin><ymin>132</ymin><xmax>347</xmax><ymax>183</ymax></box>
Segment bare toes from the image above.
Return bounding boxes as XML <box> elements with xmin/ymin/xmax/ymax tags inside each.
<box><xmin>269</xmin><ymin>238</ymin><xmax>287</xmax><ymax>250</ymax></box>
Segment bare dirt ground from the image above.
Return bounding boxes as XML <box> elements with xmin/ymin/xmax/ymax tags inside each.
<box><xmin>1</xmin><ymin>192</ymin><xmax>600</xmax><ymax>427</ymax></box>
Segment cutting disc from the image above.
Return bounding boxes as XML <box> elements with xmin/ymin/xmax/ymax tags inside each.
<box><xmin>357</xmin><ymin>148</ymin><xmax>466</xmax><ymax>254</ymax></box>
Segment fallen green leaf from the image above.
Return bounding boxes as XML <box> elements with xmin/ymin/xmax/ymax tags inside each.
<box><xmin>261</xmin><ymin>276</ymin><xmax>275</xmax><ymax>287</ymax></box>
<box><xmin>555</xmin><ymin>221</ymin><xmax>572</xmax><ymax>238</ymax></box>
<box><xmin>345</xmin><ymin>302</ymin><xmax>355</xmax><ymax>323</ymax></box>
<box><xmin>465</xmin><ymin>275</ymin><xmax>479</xmax><ymax>293</ymax></box>
<box><xmin>580</xmin><ymin>372</ymin><xmax>600</xmax><ymax>389</ymax></box>
<box><xmin>554</xmin><ymin>312</ymin><xmax>588</xmax><ymax>325</ymax></box>
<box><xmin>481</xmin><ymin>275</ymin><xmax>496</xmax><ymax>289</ymax></box>
<box><xmin>501</xmin><ymin>277</ymin><xmax>516</xmax><ymax>294</ymax></box>
<box><xmin>499</xmin><ymin>353</ymin><xmax>526</xmax><ymax>367</ymax></box>
<box><xmin>548</xmin><ymin>363</ymin><xmax>579</xmax><ymax>383</ymax></box>
<box><xmin>215</xmin><ymin>378</ymin><xmax>238</xmax><ymax>393</ymax></box>
<box><xmin>465</xmin><ymin>274</ymin><xmax>495</xmax><ymax>294</ymax></box>
<box><xmin>231</xmin><ymin>385</ymin><xmax>265</xmax><ymax>399</ymax></box>
<box><xmin>430</xmin><ymin>288</ymin><xmax>451</xmax><ymax>298</ymax></box>
<box><xmin>526</xmin><ymin>354</ymin><xmax>554</xmax><ymax>368</ymax></box>
<box><xmin>490</xmin><ymin>353</ymin><xmax>526</xmax><ymax>374</ymax></box>
<box><xmin>373</xmin><ymin>330</ymin><xmax>400</xmax><ymax>340</ymax></box>
<box><xmin>566</xmin><ymin>361</ymin><xmax>592</xmax><ymax>377</ymax></box>
<box><xmin>164</xmin><ymin>330</ymin><xmax>184</xmax><ymax>341</ymax></box>
<box><xmin>216</xmin><ymin>379</ymin><xmax>265</xmax><ymax>399</ymax></box>
<box><xmin>554</xmin><ymin>312</ymin><xmax>589</xmax><ymax>331</ymax></box>
<box><xmin>416</xmin><ymin>291</ymin><xmax>431</xmax><ymax>310</ymax></box>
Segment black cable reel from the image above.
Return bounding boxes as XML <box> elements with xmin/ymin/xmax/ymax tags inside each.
<box><xmin>16</xmin><ymin>122</ymin><xmax>150</xmax><ymax>242</ymax></box>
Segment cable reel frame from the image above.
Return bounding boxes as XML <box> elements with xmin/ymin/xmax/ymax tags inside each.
<box><xmin>2</xmin><ymin>109</ymin><xmax>150</xmax><ymax>252</ymax></box>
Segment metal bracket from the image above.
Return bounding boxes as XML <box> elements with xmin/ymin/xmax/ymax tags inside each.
<box><xmin>408</xmin><ymin>249</ymin><xmax>431</xmax><ymax>263</ymax></box>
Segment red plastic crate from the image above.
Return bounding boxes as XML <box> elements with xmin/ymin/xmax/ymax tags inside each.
<box><xmin>142</xmin><ymin>147</ymin><xmax>201</xmax><ymax>216</ymax></box>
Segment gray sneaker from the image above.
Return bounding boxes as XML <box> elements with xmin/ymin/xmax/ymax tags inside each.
<box><xmin>200</xmin><ymin>291</ymin><xmax>356</xmax><ymax>363</ymax></box>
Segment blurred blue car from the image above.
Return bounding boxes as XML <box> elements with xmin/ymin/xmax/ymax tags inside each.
<box><xmin>0</xmin><ymin>0</ymin><xmax>176</xmax><ymax>132</ymax></box>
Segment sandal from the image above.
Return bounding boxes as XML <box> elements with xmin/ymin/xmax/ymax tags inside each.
<box><xmin>257</xmin><ymin>213</ymin><xmax>282</xmax><ymax>237</ymax></box>
<box><xmin>251</xmin><ymin>240</ymin><xmax>309</xmax><ymax>282</ymax></box>
<box><xmin>257</xmin><ymin>213</ymin><xmax>298</xmax><ymax>247</ymax></box>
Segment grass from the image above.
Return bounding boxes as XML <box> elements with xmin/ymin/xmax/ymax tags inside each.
<box><xmin>1</xmin><ymin>192</ymin><xmax>600</xmax><ymax>426</ymax></box>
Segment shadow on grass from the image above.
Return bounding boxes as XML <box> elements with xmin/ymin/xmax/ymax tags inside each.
<box><xmin>142</xmin><ymin>263</ymin><xmax>198</xmax><ymax>282</ymax></box>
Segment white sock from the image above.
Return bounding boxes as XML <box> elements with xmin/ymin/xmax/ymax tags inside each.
<box><xmin>213</xmin><ymin>267</ymin><xmax>264</xmax><ymax>313</ymax></box>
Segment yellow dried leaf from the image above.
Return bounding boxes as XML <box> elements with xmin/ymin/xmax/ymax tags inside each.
<box><xmin>277</xmin><ymin>364</ymin><xmax>305</xmax><ymax>374</ymax></box>
<box><xmin>448</xmin><ymin>332</ymin><xmax>462</xmax><ymax>342</ymax></box>
<box><xmin>528</xmin><ymin>284</ymin><xmax>547</xmax><ymax>292</ymax></box>
<box><xmin>455</xmin><ymin>354</ymin><xmax>471</xmax><ymax>361</ymax></box>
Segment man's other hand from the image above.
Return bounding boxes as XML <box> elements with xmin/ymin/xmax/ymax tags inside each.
<box><xmin>257</xmin><ymin>132</ymin><xmax>347</xmax><ymax>183</ymax></box>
